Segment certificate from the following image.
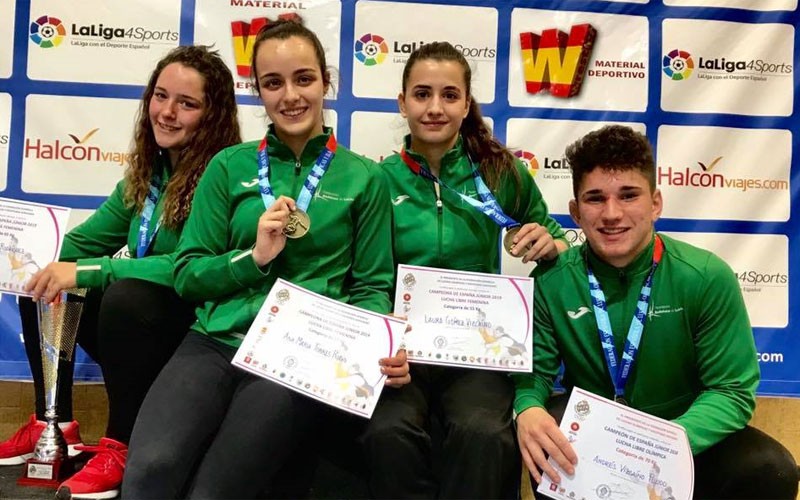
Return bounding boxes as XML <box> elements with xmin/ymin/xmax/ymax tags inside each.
<box><xmin>232</xmin><ymin>278</ymin><xmax>405</xmax><ymax>418</ymax></box>
<box><xmin>394</xmin><ymin>264</ymin><xmax>533</xmax><ymax>372</ymax></box>
<box><xmin>0</xmin><ymin>198</ymin><xmax>70</xmax><ymax>296</ymax></box>
<box><xmin>538</xmin><ymin>387</ymin><xmax>694</xmax><ymax>500</ymax></box>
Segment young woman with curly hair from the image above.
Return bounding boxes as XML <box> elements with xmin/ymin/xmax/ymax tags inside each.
<box><xmin>0</xmin><ymin>45</ymin><xmax>241</xmax><ymax>500</ymax></box>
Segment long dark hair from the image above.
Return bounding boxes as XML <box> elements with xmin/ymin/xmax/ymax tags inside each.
<box><xmin>401</xmin><ymin>42</ymin><xmax>521</xmax><ymax>200</ymax></box>
<box><xmin>126</xmin><ymin>45</ymin><xmax>241</xmax><ymax>229</ymax></box>
<box><xmin>249</xmin><ymin>17</ymin><xmax>331</xmax><ymax>92</ymax></box>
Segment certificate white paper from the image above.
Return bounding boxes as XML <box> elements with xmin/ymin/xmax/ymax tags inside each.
<box><xmin>232</xmin><ymin>278</ymin><xmax>405</xmax><ymax>418</ymax></box>
<box><xmin>394</xmin><ymin>264</ymin><xmax>533</xmax><ymax>372</ymax></box>
<box><xmin>538</xmin><ymin>387</ymin><xmax>694</xmax><ymax>500</ymax></box>
<box><xmin>0</xmin><ymin>198</ymin><xmax>70</xmax><ymax>296</ymax></box>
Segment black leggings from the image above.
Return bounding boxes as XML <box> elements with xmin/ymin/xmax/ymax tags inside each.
<box><xmin>362</xmin><ymin>364</ymin><xmax>520</xmax><ymax>499</ymax></box>
<box><xmin>123</xmin><ymin>331</ymin><xmax>343</xmax><ymax>499</ymax></box>
<box><xmin>19</xmin><ymin>278</ymin><xmax>194</xmax><ymax>443</ymax></box>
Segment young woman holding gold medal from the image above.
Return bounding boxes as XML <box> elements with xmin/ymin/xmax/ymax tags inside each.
<box><xmin>122</xmin><ymin>20</ymin><xmax>409</xmax><ymax>499</ymax></box>
<box><xmin>360</xmin><ymin>42</ymin><xmax>568</xmax><ymax>498</ymax></box>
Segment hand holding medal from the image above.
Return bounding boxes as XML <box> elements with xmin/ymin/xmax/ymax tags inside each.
<box><xmin>256</xmin><ymin>133</ymin><xmax>335</xmax><ymax>245</ymax></box>
<box><xmin>504</xmin><ymin>223</ymin><xmax>558</xmax><ymax>263</ymax></box>
<box><xmin>252</xmin><ymin>195</ymin><xmax>295</xmax><ymax>267</ymax></box>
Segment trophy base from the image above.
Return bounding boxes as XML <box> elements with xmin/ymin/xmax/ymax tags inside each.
<box><xmin>17</xmin><ymin>457</ymin><xmax>74</xmax><ymax>489</ymax></box>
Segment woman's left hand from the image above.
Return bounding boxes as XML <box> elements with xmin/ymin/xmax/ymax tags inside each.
<box><xmin>380</xmin><ymin>348</ymin><xmax>411</xmax><ymax>387</ymax></box>
<box><xmin>24</xmin><ymin>262</ymin><xmax>78</xmax><ymax>304</ymax></box>
<box><xmin>509</xmin><ymin>223</ymin><xmax>559</xmax><ymax>263</ymax></box>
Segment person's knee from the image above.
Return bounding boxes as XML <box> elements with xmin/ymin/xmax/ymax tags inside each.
<box><xmin>361</xmin><ymin>412</ymin><xmax>427</xmax><ymax>452</ymax></box>
<box><xmin>101</xmin><ymin>279</ymin><xmax>164</xmax><ymax>317</ymax></box>
<box><xmin>711</xmin><ymin>428</ymin><xmax>799</xmax><ymax>498</ymax></box>
<box><xmin>747</xmin><ymin>440</ymin><xmax>799</xmax><ymax>495</ymax></box>
<box><xmin>125</xmin><ymin>441</ymin><xmax>183</xmax><ymax>491</ymax></box>
<box><xmin>447</xmin><ymin>409</ymin><xmax>514</xmax><ymax>451</ymax></box>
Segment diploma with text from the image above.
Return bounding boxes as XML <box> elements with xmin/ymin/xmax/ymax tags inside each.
<box><xmin>394</xmin><ymin>264</ymin><xmax>533</xmax><ymax>372</ymax></box>
<box><xmin>0</xmin><ymin>197</ymin><xmax>70</xmax><ymax>296</ymax></box>
<box><xmin>232</xmin><ymin>279</ymin><xmax>405</xmax><ymax>418</ymax></box>
<box><xmin>538</xmin><ymin>387</ymin><xmax>694</xmax><ymax>500</ymax></box>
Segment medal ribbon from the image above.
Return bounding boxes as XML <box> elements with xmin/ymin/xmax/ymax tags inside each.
<box><xmin>588</xmin><ymin>235</ymin><xmax>664</xmax><ymax>404</ymax></box>
<box><xmin>257</xmin><ymin>134</ymin><xmax>337</xmax><ymax>212</ymax></box>
<box><xmin>399</xmin><ymin>148</ymin><xmax>519</xmax><ymax>229</ymax></box>
<box><xmin>136</xmin><ymin>156</ymin><xmax>166</xmax><ymax>259</ymax></box>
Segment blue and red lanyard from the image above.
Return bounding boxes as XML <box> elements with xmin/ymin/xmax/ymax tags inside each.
<box><xmin>256</xmin><ymin>134</ymin><xmax>337</xmax><ymax>211</ymax></box>
<box><xmin>399</xmin><ymin>149</ymin><xmax>519</xmax><ymax>230</ymax></box>
<box><xmin>588</xmin><ymin>235</ymin><xmax>664</xmax><ymax>405</ymax></box>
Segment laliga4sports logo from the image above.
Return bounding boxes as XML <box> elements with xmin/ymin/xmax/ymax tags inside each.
<box><xmin>354</xmin><ymin>33</ymin><xmax>496</xmax><ymax>66</ymax></box>
<box><xmin>514</xmin><ymin>150</ymin><xmax>571</xmax><ymax>180</ymax></box>
<box><xmin>29</xmin><ymin>15</ymin><xmax>66</xmax><ymax>48</ymax></box>
<box><xmin>513</xmin><ymin>151</ymin><xmax>539</xmax><ymax>177</ymax></box>
<box><xmin>354</xmin><ymin>33</ymin><xmax>388</xmax><ymax>66</ymax></box>
<box><xmin>30</xmin><ymin>13</ymin><xmax>178</xmax><ymax>48</ymax></box>
<box><xmin>662</xmin><ymin>49</ymin><xmax>694</xmax><ymax>81</ymax></box>
<box><xmin>663</xmin><ymin>48</ymin><xmax>793</xmax><ymax>81</ymax></box>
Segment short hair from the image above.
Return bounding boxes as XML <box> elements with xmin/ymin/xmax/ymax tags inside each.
<box><xmin>566</xmin><ymin>125</ymin><xmax>655</xmax><ymax>198</ymax></box>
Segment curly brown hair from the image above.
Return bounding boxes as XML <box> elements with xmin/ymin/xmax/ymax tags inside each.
<box><xmin>565</xmin><ymin>125</ymin><xmax>655</xmax><ymax>199</ymax></box>
<box><xmin>125</xmin><ymin>45</ymin><xmax>241</xmax><ymax>228</ymax></box>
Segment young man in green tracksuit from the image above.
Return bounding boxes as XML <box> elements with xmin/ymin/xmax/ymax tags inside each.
<box><xmin>513</xmin><ymin>125</ymin><xmax>798</xmax><ymax>497</ymax></box>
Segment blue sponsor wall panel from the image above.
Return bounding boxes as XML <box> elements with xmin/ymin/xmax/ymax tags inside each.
<box><xmin>0</xmin><ymin>0</ymin><xmax>797</xmax><ymax>396</ymax></box>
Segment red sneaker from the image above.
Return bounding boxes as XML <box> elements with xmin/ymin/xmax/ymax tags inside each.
<box><xmin>0</xmin><ymin>414</ymin><xmax>83</xmax><ymax>465</ymax></box>
<box><xmin>56</xmin><ymin>437</ymin><xmax>127</xmax><ymax>500</ymax></box>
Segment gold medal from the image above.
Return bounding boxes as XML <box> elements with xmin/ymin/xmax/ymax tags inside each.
<box><xmin>284</xmin><ymin>209</ymin><xmax>311</xmax><ymax>239</ymax></box>
<box><xmin>503</xmin><ymin>227</ymin><xmax>530</xmax><ymax>256</ymax></box>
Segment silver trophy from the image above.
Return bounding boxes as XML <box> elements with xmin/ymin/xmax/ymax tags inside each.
<box><xmin>19</xmin><ymin>288</ymin><xmax>87</xmax><ymax>488</ymax></box>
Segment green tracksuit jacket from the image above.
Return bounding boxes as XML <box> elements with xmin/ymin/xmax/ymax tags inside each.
<box><xmin>513</xmin><ymin>233</ymin><xmax>759</xmax><ymax>454</ymax></box>
<box><xmin>61</xmin><ymin>158</ymin><xmax>180</xmax><ymax>290</ymax></box>
<box><xmin>173</xmin><ymin>127</ymin><xmax>394</xmax><ymax>347</ymax></box>
<box><xmin>380</xmin><ymin>136</ymin><xmax>565</xmax><ymax>273</ymax></box>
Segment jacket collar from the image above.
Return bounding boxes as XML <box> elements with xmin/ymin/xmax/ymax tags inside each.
<box><xmin>402</xmin><ymin>134</ymin><xmax>469</xmax><ymax>178</ymax></box>
<box><xmin>265</xmin><ymin>124</ymin><xmax>334</xmax><ymax>165</ymax></box>
<box><xmin>584</xmin><ymin>233</ymin><xmax>657</xmax><ymax>280</ymax></box>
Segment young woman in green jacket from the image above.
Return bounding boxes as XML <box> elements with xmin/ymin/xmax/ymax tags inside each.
<box><xmin>362</xmin><ymin>41</ymin><xmax>568</xmax><ymax>499</ymax></box>
<box><xmin>122</xmin><ymin>21</ymin><xmax>409</xmax><ymax>499</ymax></box>
<box><xmin>0</xmin><ymin>46</ymin><xmax>241</xmax><ymax>499</ymax></box>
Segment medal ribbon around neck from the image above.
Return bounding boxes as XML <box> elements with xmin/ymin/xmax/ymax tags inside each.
<box><xmin>399</xmin><ymin>148</ymin><xmax>519</xmax><ymax>230</ymax></box>
<box><xmin>256</xmin><ymin>133</ymin><xmax>337</xmax><ymax>213</ymax></box>
<box><xmin>136</xmin><ymin>154</ymin><xmax>167</xmax><ymax>259</ymax></box>
<box><xmin>588</xmin><ymin>235</ymin><xmax>664</xmax><ymax>405</ymax></box>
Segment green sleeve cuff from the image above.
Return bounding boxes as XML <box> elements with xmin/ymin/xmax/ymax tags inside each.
<box><xmin>75</xmin><ymin>257</ymin><xmax>107</xmax><ymax>289</ymax></box>
<box><xmin>514</xmin><ymin>393</ymin><xmax>545</xmax><ymax>416</ymax></box>
<box><xmin>229</xmin><ymin>249</ymin><xmax>272</xmax><ymax>287</ymax></box>
<box><xmin>511</xmin><ymin>373</ymin><xmax>550</xmax><ymax>415</ymax></box>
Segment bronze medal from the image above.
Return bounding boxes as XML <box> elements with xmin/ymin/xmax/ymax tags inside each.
<box><xmin>284</xmin><ymin>209</ymin><xmax>311</xmax><ymax>239</ymax></box>
<box><xmin>503</xmin><ymin>227</ymin><xmax>523</xmax><ymax>256</ymax></box>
